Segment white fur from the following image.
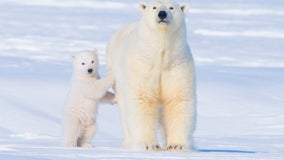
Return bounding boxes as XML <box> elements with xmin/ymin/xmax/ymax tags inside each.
<box><xmin>106</xmin><ymin>0</ymin><xmax>196</xmax><ymax>152</ymax></box>
<box><xmin>62</xmin><ymin>50</ymin><xmax>115</xmax><ymax>147</ymax></box>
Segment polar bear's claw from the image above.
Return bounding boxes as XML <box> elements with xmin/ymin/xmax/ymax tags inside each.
<box><xmin>146</xmin><ymin>144</ymin><xmax>161</xmax><ymax>151</ymax></box>
<box><xmin>166</xmin><ymin>145</ymin><xmax>186</xmax><ymax>152</ymax></box>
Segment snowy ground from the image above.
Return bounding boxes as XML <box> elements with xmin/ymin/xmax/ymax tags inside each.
<box><xmin>0</xmin><ymin>0</ymin><xmax>283</xmax><ymax>159</ymax></box>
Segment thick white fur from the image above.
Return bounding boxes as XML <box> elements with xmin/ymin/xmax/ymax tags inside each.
<box><xmin>62</xmin><ymin>50</ymin><xmax>115</xmax><ymax>147</ymax></box>
<box><xmin>106</xmin><ymin>0</ymin><xmax>196</xmax><ymax>152</ymax></box>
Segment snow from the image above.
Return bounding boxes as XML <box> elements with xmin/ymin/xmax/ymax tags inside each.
<box><xmin>193</xmin><ymin>29</ymin><xmax>284</xmax><ymax>39</ymax></box>
<box><xmin>0</xmin><ymin>0</ymin><xmax>283</xmax><ymax>159</ymax></box>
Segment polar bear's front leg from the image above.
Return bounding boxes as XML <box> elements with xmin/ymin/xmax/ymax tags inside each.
<box><xmin>82</xmin><ymin>75</ymin><xmax>114</xmax><ymax>100</ymax></box>
<box><xmin>163</xmin><ymin>98</ymin><xmax>196</xmax><ymax>152</ymax></box>
<box><xmin>114</xmin><ymin>86</ymin><xmax>132</xmax><ymax>149</ymax></box>
<box><xmin>127</xmin><ymin>97</ymin><xmax>161</xmax><ymax>151</ymax></box>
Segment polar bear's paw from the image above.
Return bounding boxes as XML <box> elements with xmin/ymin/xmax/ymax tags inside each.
<box><xmin>133</xmin><ymin>143</ymin><xmax>161</xmax><ymax>151</ymax></box>
<box><xmin>166</xmin><ymin>145</ymin><xmax>186</xmax><ymax>152</ymax></box>
<box><xmin>80</xmin><ymin>143</ymin><xmax>93</xmax><ymax>148</ymax></box>
<box><xmin>145</xmin><ymin>144</ymin><xmax>162</xmax><ymax>151</ymax></box>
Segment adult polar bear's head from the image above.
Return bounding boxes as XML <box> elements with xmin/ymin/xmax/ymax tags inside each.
<box><xmin>139</xmin><ymin>0</ymin><xmax>188</xmax><ymax>32</ymax></box>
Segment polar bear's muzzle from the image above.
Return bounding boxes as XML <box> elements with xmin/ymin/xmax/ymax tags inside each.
<box><xmin>157</xmin><ymin>10</ymin><xmax>169</xmax><ymax>24</ymax></box>
<box><xmin>87</xmin><ymin>68</ymin><xmax>93</xmax><ymax>74</ymax></box>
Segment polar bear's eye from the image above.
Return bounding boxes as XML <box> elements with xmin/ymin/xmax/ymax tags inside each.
<box><xmin>81</xmin><ymin>62</ymin><xmax>85</xmax><ymax>65</ymax></box>
<box><xmin>153</xmin><ymin>6</ymin><xmax>157</xmax><ymax>10</ymax></box>
<box><xmin>169</xmin><ymin>6</ymin><xmax>174</xmax><ymax>10</ymax></box>
<box><xmin>91</xmin><ymin>61</ymin><xmax>94</xmax><ymax>63</ymax></box>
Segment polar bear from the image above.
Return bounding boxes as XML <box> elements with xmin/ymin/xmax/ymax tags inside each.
<box><xmin>106</xmin><ymin>0</ymin><xmax>196</xmax><ymax>152</ymax></box>
<box><xmin>62</xmin><ymin>49</ymin><xmax>115</xmax><ymax>148</ymax></box>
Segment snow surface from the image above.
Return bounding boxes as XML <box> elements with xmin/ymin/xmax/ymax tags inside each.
<box><xmin>0</xmin><ymin>0</ymin><xmax>283</xmax><ymax>159</ymax></box>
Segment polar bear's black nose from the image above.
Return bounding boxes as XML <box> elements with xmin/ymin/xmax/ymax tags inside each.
<box><xmin>88</xmin><ymin>69</ymin><xmax>93</xmax><ymax>73</ymax></box>
<box><xmin>158</xmin><ymin>11</ymin><xmax>167</xmax><ymax>19</ymax></box>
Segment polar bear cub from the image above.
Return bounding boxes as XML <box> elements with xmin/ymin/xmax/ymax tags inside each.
<box><xmin>106</xmin><ymin>0</ymin><xmax>196</xmax><ymax>152</ymax></box>
<box><xmin>62</xmin><ymin>49</ymin><xmax>115</xmax><ymax>147</ymax></box>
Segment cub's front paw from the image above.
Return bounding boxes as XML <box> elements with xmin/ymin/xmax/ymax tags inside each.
<box><xmin>111</xmin><ymin>97</ymin><xmax>117</xmax><ymax>105</ymax></box>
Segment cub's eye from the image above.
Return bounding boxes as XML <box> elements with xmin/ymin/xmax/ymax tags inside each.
<box><xmin>169</xmin><ymin>6</ymin><xmax>174</xmax><ymax>10</ymax></box>
<box><xmin>153</xmin><ymin>6</ymin><xmax>157</xmax><ymax>10</ymax></box>
<box><xmin>81</xmin><ymin>62</ymin><xmax>85</xmax><ymax>65</ymax></box>
<box><xmin>91</xmin><ymin>61</ymin><xmax>94</xmax><ymax>63</ymax></box>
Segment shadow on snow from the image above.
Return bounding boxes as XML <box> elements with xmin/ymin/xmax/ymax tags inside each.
<box><xmin>198</xmin><ymin>149</ymin><xmax>256</xmax><ymax>154</ymax></box>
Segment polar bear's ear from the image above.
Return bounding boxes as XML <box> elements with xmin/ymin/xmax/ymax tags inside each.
<box><xmin>181</xmin><ymin>4</ymin><xmax>188</xmax><ymax>13</ymax></box>
<box><xmin>93</xmin><ymin>48</ymin><xmax>98</xmax><ymax>55</ymax></box>
<box><xmin>139</xmin><ymin>2</ymin><xmax>147</xmax><ymax>11</ymax></box>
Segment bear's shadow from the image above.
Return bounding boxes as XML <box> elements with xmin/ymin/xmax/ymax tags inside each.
<box><xmin>198</xmin><ymin>149</ymin><xmax>256</xmax><ymax>154</ymax></box>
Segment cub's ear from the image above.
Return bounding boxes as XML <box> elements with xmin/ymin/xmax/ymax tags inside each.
<box><xmin>71</xmin><ymin>55</ymin><xmax>75</xmax><ymax>61</ymax></box>
<box><xmin>139</xmin><ymin>2</ymin><xmax>147</xmax><ymax>11</ymax></box>
<box><xmin>181</xmin><ymin>4</ymin><xmax>188</xmax><ymax>13</ymax></box>
<box><xmin>93</xmin><ymin>48</ymin><xmax>98</xmax><ymax>55</ymax></box>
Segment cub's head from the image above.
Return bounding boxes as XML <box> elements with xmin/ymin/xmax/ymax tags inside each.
<box><xmin>139</xmin><ymin>0</ymin><xmax>188</xmax><ymax>32</ymax></box>
<box><xmin>72</xmin><ymin>49</ymin><xmax>99</xmax><ymax>77</ymax></box>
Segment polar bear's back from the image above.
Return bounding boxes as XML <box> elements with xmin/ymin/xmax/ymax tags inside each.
<box><xmin>109</xmin><ymin>22</ymin><xmax>138</xmax><ymax>46</ymax></box>
<box><xmin>106</xmin><ymin>22</ymin><xmax>138</xmax><ymax>69</ymax></box>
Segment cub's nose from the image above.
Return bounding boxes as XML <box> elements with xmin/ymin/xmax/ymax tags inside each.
<box><xmin>87</xmin><ymin>69</ymin><xmax>93</xmax><ymax>73</ymax></box>
<box><xmin>158</xmin><ymin>11</ymin><xmax>167</xmax><ymax>19</ymax></box>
